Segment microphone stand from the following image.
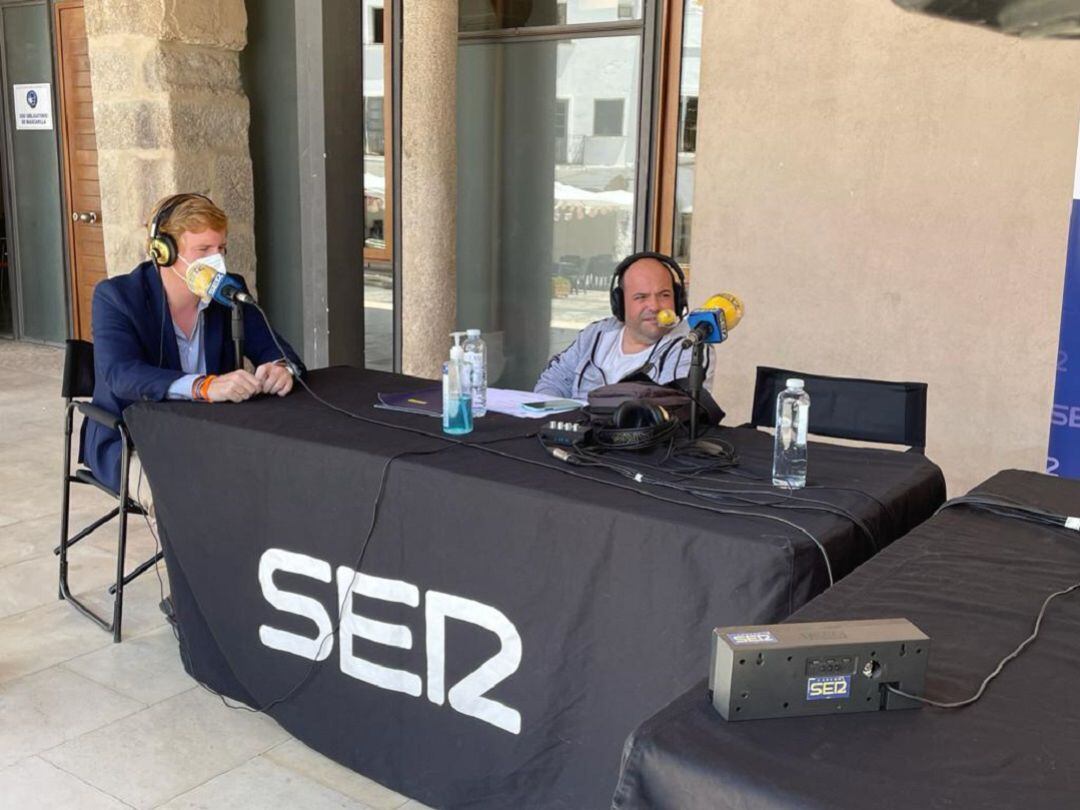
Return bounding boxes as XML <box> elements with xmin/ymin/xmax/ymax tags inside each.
<box><xmin>231</xmin><ymin>302</ymin><xmax>244</xmax><ymax>371</ymax></box>
<box><xmin>687</xmin><ymin>340</ymin><xmax>707</xmax><ymax>441</ymax></box>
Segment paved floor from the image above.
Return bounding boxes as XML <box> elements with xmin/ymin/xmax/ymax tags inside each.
<box><xmin>0</xmin><ymin>340</ymin><xmax>431</xmax><ymax>810</ymax></box>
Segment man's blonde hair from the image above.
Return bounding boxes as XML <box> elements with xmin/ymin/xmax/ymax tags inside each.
<box><xmin>148</xmin><ymin>194</ymin><xmax>228</xmax><ymax>241</ymax></box>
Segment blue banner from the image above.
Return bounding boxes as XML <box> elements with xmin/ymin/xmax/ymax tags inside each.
<box><xmin>1048</xmin><ymin>127</ymin><xmax>1080</xmax><ymax>478</ymax></box>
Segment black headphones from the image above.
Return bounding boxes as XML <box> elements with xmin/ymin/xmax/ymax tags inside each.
<box><xmin>608</xmin><ymin>251</ymin><xmax>688</xmax><ymax>322</ymax></box>
<box><xmin>147</xmin><ymin>193</ymin><xmax>214</xmax><ymax>267</ymax></box>
<box><xmin>594</xmin><ymin>399</ymin><xmax>680</xmax><ymax>451</ymax></box>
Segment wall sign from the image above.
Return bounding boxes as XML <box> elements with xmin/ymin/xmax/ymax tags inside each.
<box><xmin>12</xmin><ymin>83</ymin><xmax>53</xmax><ymax>130</ymax></box>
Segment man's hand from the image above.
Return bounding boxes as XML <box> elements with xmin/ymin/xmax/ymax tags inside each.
<box><xmin>206</xmin><ymin>369</ymin><xmax>262</xmax><ymax>403</ymax></box>
<box><xmin>255</xmin><ymin>361</ymin><xmax>294</xmax><ymax>397</ymax></box>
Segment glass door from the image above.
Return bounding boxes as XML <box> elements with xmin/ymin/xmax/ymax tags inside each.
<box><xmin>0</xmin><ymin>0</ymin><xmax>68</xmax><ymax>342</ymax></box>
<box><xmin>456</xmin><ymin>0</ymin><xmax>648</xmax><ymax>388</ymax></box>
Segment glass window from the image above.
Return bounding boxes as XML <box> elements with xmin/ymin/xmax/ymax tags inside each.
<box><xmin>459</xmin><ymin>0</ymin><xmax>643</xmax><ymax>32</ymax></box>
<box><xmin>555</xmin><ymin>98</ymin><xmax>569</xmax><ymax>163</ymax></box>
<box><xmin>363</xmin><ymin>0</ymin><xmax>393</xmax><ymax>371</ymax></box>
<box><xmin>365</xmin><ymin>97</ymin><xmax>385</xmax><ymax>156</ymax></box>
<box><xmin>671</xmin><ymin>0</ymin><xmax>701</xmax><ymax>265</ymax></box>
<box><xmin>457</xmin><ymin>34</ymin><xmax>641</xmax><ymax>388</ymax></box>
<box><xmin>593</xmin><ymin>98</ymin><xmax>624</xmax><ymax>137</ymax></box>
<box><xmin>372</xmin><ymin>6</ymin><xmax>384</xmax><ymax>43</ymax></box>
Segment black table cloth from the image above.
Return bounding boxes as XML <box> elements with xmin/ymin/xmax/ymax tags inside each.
<box><xmin>612</xmin><ymin>469</ymin><xmax>1080</xmax><ymax>810</ymax></box>
<box><xmin>124</xmin><ymin>367</ymin><xmax>944</xmax><ymax>810</ymax></box>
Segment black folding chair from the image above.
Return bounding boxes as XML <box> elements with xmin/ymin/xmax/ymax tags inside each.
<box><xmin>748</xmin><ymin>366</ymin><xmax>928</xmax><ymax>453</ymax></box>
<box><xmin>57</xmin><ymin>339</ymin><xmax>163</xmax><ymax>642</ymax></box>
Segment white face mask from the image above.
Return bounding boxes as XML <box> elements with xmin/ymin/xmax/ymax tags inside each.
<box><xmin>180</xmin><ymin>252</ymin><xmax>227</xmax><ymax>276</ymax></box>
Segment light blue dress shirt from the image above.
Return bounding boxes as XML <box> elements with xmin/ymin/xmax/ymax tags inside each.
<box><xmin>166</xmin><ymin>298</ymin><xmax>211</xmax><ymax>400</ymax></box>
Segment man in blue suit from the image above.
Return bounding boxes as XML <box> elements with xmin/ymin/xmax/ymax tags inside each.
<box><xmin>83</xmin><ymin>193</ymin><xmax>305</xmax><ymax>492</ymax></box>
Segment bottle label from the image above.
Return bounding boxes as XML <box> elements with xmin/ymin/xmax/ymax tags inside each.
<box><xmin>797</xmin><ymin>403</ymin><xmax>809</xmax><ymax>444</ymax></box>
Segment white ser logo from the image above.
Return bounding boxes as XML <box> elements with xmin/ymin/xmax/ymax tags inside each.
<box><xmin>257</xmin><ymin>548</ymin><xmax>523</xmax><ymax>734</ymax></box>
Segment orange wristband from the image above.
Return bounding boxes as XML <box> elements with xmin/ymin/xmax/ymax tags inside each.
<box><xmin>198</xmin><ymin>375</ymin><xmax>217</xmax><ymax>402</ymax></box>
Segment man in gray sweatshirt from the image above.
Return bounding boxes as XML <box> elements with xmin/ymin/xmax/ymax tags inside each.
<box><xmin>534</xmin><ymin>251</ymin><xmax>714</xmax><ymax>400</ymax></box>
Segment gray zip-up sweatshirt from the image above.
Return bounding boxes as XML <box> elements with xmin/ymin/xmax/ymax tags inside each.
<box><xmin>533</xmin><ymin>316</ymin><xmax>714</xmax><ymax>400</ymax></box>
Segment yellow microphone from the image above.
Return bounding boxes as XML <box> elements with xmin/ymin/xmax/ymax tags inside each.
<box><xmin>184</xmin><ymin>263</ymin><xmax>218</xmax><ymax>304</ymax></box>
<box><xmin>184</xmin><ymin>263</ymin><xmax>251</xmax><ymax>306</ymax></box>
<box><xmin>702</xmin><ymin>293</ymin><xmax>744</xmax><ymax>331</ymax></box>
<box><xmin>656</xmin><ymin>308</ymin><xmax>679</xmax><ymax>328</ymax></box>
<box><xmin>683</xmin><ymin>293</ymin><xmax>745</xmax><ymax>347</ymax></box>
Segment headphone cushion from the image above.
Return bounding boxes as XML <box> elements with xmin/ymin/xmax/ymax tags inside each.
<box><xmin>148</xmin><ymin>234</ymin><xmax>177</xmax><ymax>267</ymax></box>
<box><xmin>612</xmin><ymin>399</ymin><xmax>666</xmax><ymax>429</ymax></box>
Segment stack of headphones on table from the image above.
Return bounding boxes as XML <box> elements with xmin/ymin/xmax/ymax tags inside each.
<box><xmin>587</xmin><ymin>383</ymin><xmax>688</xmax><ymax>451</ymax></box>
<box><xmin>538</xmin><ymin>383</ymin><xmax>737</xmax><ymax>472</ymax></box>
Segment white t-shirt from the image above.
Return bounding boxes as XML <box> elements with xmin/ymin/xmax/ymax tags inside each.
<box><xmin>593</xmin><ymin>326</ymin><xmax>662</xmax><ymax>387</ymax></box>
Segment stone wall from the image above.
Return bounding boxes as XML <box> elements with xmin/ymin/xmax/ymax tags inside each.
<box><xmin>83</xmin><ymin>0</ymin><xmax>255</xmax><ymax>287</ymax></box>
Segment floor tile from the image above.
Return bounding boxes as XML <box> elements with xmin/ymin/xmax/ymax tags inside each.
<box><xmin>265</xmin><ymin>739</ymin><xmax>411</xmax><ymax>810</ymax></box>
<box><xmin>0</xmin><ymin>507</ymin><xmax>150</xmax><ymax>569</ymax></box>
<box><xmin>158</xmin><ymin>755</ymin><xmax>367</xmax><ymax>810</ymax></box>
<box><xmin>62</xmin><ymin>624</ymin><xmax>191</xmax><ymax>706</ymax></box>
<box><xmin>0</xmin><ymin>756</ymin><xmax>129</xmax><ymax>809</ymax></box>
<box><xmin>0</xmin><ymin>542</ymin><xmax>117</xmax><ymax>620</ymax></box>
<box><xmin>42</xmin><ymin>686</ymin><xmax>290</xmax><ymax>809</ymax></box>
<box><xmin>0</xmin><ymin>667</ymin><xmax>143</xmax><ymax>769</ymax></box>
<box><xmin>0</xmin><ymin>574</ymin><xmax>169</xmax><ymax>685</ymax></box>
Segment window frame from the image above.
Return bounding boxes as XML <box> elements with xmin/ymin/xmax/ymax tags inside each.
<box><xmin>649</xmin><ymin>0</ymin><xmax>686</xmax><ymax>260</ymax></box>
<box><xmin>363</xmin><ymin>0</ymin><xmax>393</xmax><ymax>265</ymax></box>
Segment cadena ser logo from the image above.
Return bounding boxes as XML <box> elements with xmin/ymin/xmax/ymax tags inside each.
<box><xmin>1051</xmin><ymin>404</ymin><xmax>1080</xmax><ymax>429</ymax></box>
<box><xmin>806</xmin><ymin>675</ymin><xmax>851</xmax><ymax>701</ymax></box>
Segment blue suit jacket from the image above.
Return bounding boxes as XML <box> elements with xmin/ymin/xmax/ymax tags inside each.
<box><xmin>82</xmin><ymin>261</ymin><xmax>305</xmax><ymax>491</ymax></box>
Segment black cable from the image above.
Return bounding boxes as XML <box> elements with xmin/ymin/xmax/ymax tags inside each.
<box><xmin>573</xmin><ymin>443</ymin><xmax>880</xmax><ymax>555</ymax></box>
<box><xmin>936</xmin><ymin>494</ymin><xmax>1080</xmax><ymax>533</ymax></box>
<box><xmin>543</xmin><ymin>439</ymin><xmax>836</xmax><ymax>586</ymax></box>
<box><xmin>231</xmin><ymin>445</ymin><xmax>453</xmax><ymax>713</ymax></box>
<box><xmin>886</xmin><ymin>579</ymin><xmax>1080</xmax><ymax>709</ymax></box>
<box><xmin>879</xmin><ymin>495</ymin><xmax>1080</xmax><ymax>709</ymax></box>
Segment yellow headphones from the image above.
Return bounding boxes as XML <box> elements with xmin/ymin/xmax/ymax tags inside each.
<box><xmin>146</xmin><ymin>193</ymin><xmax>213</xmax><ymax>267</ymax></box>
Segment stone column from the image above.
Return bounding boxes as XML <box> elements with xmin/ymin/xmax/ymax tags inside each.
<box><xmin>84</xmin><ymin>0</ymin><xmax>255</xmax><ymax>288</ymax></box>
<box><xmin>400</xmin><ymin>0</ymin><xmax>458</xmax><ymax>378</ymax></box>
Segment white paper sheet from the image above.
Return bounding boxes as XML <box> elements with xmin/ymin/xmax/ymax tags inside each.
<box><xmin>484</xmin><ymin>388</ymin><xmax>585</xmax><ymax>419</ymax></box>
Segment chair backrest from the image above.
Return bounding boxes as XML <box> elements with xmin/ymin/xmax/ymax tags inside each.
<box><xmin>749</xmin><ymin>366</ymin><xmax>928</xmax><ymax>451</ymax></box>
<box><xmin>62</xmin><ymin>339</ymin><xmax>95</xmax><ymax>400</ymax></box>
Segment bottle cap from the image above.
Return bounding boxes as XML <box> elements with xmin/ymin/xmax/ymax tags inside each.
<box><xmin>786</xmin><ymin>378</ymin><xmax>804</xmax><ymax>389</ymax></box>
<box><xmin>450</xmin><ymin>346</ymin><xmax>464</xmax><ymax>360</ymax></box>
<box><xmin>450</xmin><ymin>331</ymin><xmax>466</xmax><ymax>348</ymax></box>
<box><xmin>466</xmin><ymin>328</ymin><xmax>481</xmax><ymax>338</ymax></box>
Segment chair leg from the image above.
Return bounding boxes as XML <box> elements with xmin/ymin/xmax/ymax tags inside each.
<box><xmin>108</xmin><ymin>549</ymin><xmax>164</xmax><ymax>595</ymax></box>
<box><xmin>111</xmin><ymin>445</ymin><xmax>135</xmax><ymax>643</ymax></box>
<box><xmin>58</xmin><ymin>406</ymin><xmax>74</xmax><ymax>601</ymax></box>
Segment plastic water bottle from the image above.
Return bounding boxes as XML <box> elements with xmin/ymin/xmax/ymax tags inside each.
<box><xmin>442</xmin><ymin>345</ymin><xmax>473</xmax><ymax>435</ymax></box>
<box><xmin>463</xmin><ymin>328</ymin><xmax>487</xmax><ymax>416</ymax></box>
<box><xmin>772</xmin><ymin>378</ymin><xmax>810</xmax><ymax>488</ymax></box>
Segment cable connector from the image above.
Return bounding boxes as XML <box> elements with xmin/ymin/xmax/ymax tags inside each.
<box><xmin>547</xmin><ymin>446</ymin><xmax>580</xmax><ymax>465</ymax></box>
<box><xmin>1066</xmin><ymin>516</ymin><xmax>1080</xmax><ymax>531</ymax></box>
